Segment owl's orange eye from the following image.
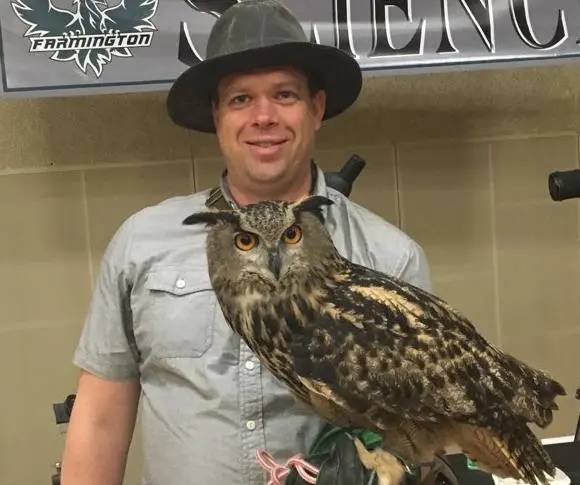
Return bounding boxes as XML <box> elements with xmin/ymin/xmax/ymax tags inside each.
<box><xmin>282</xmin><ymin>224</ymin><xmax>302</xmax><ymax>244</ymax></box>
<box><xmin>234</xmin><ymin>232</ymin><xmax>258</xmax><ymax>251</ymax></box>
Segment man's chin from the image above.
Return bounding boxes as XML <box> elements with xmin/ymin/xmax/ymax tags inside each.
<box><xmin>248</xmin><ymin>160</ymin><xmax>289</xmax><ymax>182</ymax></box>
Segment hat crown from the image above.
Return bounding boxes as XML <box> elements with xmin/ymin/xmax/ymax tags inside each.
<box><xmin>206</xmin><ymin>0</ymin><xmax>309</xmax><ymax>59</ymax></box>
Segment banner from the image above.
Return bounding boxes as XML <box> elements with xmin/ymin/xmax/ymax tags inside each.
<box><xmin>0</xmin><ymin>0</ymin><xmax>578</xmax><ymax>98</ymax></box>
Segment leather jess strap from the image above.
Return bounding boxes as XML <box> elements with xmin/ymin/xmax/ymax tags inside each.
<box><xmin>205</xmin><ymin>186</ymin><xmax>234</xmax><ymax>210</ymax></box>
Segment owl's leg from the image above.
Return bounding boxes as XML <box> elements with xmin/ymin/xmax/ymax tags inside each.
<box><xmin>351</xmin><ymin>421</ymin><xmax>459</xmax><ymax>485</ymax></box>
<box><xmin>352</xmin><ymin>439</ymin><xmax>460</xmax><ymax>485</ymax></box>
<box><xmin>352</xmin><ymin>437</ymin><xmax>408</xmax><ymax>485</ymax></box>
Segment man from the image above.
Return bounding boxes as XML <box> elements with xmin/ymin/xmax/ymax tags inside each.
<box><xmin>60</xmin><ymin>1</ymin><xmax>433</xmax><ymax>484</ymax></box>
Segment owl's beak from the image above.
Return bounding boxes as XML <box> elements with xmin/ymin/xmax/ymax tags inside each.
<box><xmin>268</xmin><ymin>248</ymin><xmax>282</xmax><ymax>280</ymax></box>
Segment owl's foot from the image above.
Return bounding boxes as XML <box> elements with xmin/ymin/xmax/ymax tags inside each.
<box><xmin>353</xmin><ymin>437</ymin><xmax>407</xmax><ymax>485</ymax></box>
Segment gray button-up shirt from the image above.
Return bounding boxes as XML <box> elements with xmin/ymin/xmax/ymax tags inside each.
<box><xmin>73</xmin><ymin>164</ymin><xmax>432</xmax><ymax>485</ymax></box>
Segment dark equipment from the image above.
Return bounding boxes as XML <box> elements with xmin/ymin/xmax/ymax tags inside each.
<box><xmin>53</xmin><ymin>394</ymin><xmax>76</xmax><ymax>427</ymax></box>
<box><xmin>324</xmin><ymin>154</ymin><xmax>366</xmax><ymax>198</ymax></box>
<box><xmin>548</xmin><ymin>169</ymin><xmax>580</xmax><ymax>201</ymax></box>
<box><xmin>576</xmin><ymin>388</ymin><xmax>580</xmax><ymax>444</ymax></box>
<box><xmin>50</xmin><ymin>394</ymin><xmax>75</xmax><ymax>485</ymax></box>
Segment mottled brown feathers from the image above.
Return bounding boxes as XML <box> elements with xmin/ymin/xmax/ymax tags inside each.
<box><xmin>183</xmin><ymin>196</ymin><xmax>566</xmax><ymax>485</ymax></box>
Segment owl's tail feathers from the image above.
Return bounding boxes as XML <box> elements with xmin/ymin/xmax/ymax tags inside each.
<box><xmin>452</xmin><ymin>421</ymin><xmax>555</xmax><ymax>485</ymax></box>
<box><xmin>502</xmin><ymin>353</ymin><xmax>566</xmax><ymax>428</ymax></box>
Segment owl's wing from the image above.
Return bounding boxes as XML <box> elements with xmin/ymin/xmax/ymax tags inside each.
<box><xmin>289</xmin><ymin>263</ymin><xmax>564</xmax><ymax>431</ymax></box>
<box><xmin>287</xmin><ymin>264</ymin><xmax>566</xmax><ymax>485</ymax></box>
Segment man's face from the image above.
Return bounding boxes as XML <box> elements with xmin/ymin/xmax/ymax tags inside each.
<box><xmin>212</xmin><ymin>66</ymin><xmax>326</xmax><ymax>195</ymax></box>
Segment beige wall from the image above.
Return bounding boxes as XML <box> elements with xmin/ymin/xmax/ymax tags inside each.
<box><xmin>1</xmin><ymin>62</ymin><xmax>579</xmax><ymax>485</ymax></box>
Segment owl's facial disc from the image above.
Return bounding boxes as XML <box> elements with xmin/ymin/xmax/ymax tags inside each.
<box><xmin>182</xmin><ymin>196</ymin><xmax>336</xmax><ymax>286</ymax></box>
<box><xmin>234</xmin><ymin>222</ymin><xmax>303</xmax><ymax>282</ymax></box>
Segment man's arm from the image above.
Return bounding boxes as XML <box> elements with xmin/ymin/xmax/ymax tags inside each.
<box><xmin>398</xmin><ymin>240</ymin><xmax>433</xmax><ymax>293</ymax></box>
<box><xmin>62</xmin><ymin>214</ymin><xmax>142</xmax><ymax>484</ymax></box>
<box><xmin>60</xmin><ymin>371</ymin><xmax>140</xmax><ymax>485</ymax></box>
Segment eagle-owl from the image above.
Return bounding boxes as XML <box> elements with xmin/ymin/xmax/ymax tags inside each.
<box><xmin>183</xmin><ymin>195</ymin><xmax>566</xmax><ymax>485</ymax></box>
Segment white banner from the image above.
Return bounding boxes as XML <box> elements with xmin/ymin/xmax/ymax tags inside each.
<box><xmin>0</xmin><ymin>0</ymin><xmax>577</xmax><ymax>97</ymax></box>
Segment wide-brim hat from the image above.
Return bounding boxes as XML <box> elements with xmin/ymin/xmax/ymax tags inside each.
<box><xmin>166</xmin><ymin>0</ymin><xmax>363</xmax><ymax>133</ymax></box>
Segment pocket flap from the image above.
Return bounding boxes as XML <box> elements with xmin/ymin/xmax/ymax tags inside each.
<box><xmin>145</xmin><ymin>268</ymin><xmax>212</xmax><ymax>296</ymax></box>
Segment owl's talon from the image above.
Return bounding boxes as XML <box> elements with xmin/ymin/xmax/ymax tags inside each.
<box><xmin>352</xmin><ymin>438</ymin><xmax>406</xmax><ymax>485</ymax></box>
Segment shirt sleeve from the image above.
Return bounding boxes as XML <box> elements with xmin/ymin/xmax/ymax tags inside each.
<box><xmin>72</xmin><ymin>215</ymin><xmax>140</xmax><ymax>381</ymax></box>
<box><xmin>397</xmin><ymin>240</ymin><xmax>433</xmax><ymax>293</ymax></box>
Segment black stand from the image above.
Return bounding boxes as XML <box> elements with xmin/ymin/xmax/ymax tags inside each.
<box><xmin>51</xmin><ymin>394</ymin><xmax>76</xmax><ymax>485</ymax></box>
<box><xmin>575</xmin><ymin>388</ymin><xmax>580</xmax><ymax>443</ymax></box>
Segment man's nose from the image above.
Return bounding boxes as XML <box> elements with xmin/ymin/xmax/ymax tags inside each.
<box><xmin>251</xmin><ymin>97</ymin><xmax>278</xmax><ymax>127</ymax></box>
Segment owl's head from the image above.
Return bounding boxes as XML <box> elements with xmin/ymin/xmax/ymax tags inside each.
<box><xmin>183</xmin><ymin>195</ymin><xmax>341</xmax><ymax>288</ymax></box>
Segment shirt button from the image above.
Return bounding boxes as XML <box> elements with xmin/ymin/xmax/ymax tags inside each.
<box><xmin>175</xmin><ymin>279</ymin><xmax>186</xmax><ymax>289</ymax></box>
<box><xmin>244</xmin><ymin>360</ymin><xmax>255</xmax><ymax>370</ymax></box>
<box><xmin>246</xmin><ymin>420</ymin><xmax>256</xmax><ymax>431</ymax></box>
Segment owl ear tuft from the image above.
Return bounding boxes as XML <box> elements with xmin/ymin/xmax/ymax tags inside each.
<box><xmin>183</xmin><ymin>210</ymin><xmax>239</xmax><ymax>227</ymax></box>
<box><xmin>292</xmin><ymin>196</ymin><xmax>334</xmax><ymax>222</ymax></box>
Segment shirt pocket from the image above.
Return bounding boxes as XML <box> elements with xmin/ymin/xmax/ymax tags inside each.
<box><xmin>139</xmin><ymin>267</ymin><xmax>218</xmax><ymax>359</ymax></box>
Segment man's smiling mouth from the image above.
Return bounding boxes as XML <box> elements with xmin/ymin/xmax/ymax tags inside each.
<box><xmin>246</xmin><ymin>139</ymin><xmax>287</xmax><ymax>147</ymax></box>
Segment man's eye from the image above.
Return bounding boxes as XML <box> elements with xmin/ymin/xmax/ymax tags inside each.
<box><xmin>230</xmin><ymin>94</ymin><xmax>249</xmax><ymax>105</ymax></box>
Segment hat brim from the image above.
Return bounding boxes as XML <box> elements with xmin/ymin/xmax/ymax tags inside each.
<box><xmin>166</xmin><ymin>41</ymin><xmax>363</xmax><ymax>133</ymax></box>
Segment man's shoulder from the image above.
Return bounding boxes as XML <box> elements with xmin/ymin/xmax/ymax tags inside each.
<box><xmin>111</xmin><ymin>189</ymin><xmax>212</xmax><ymax>243</ymax></box>
<box><xmin>132</xmin><ymin>189</ymin><xmax>211</xmax><ymax>225</ymax></box>
<box><xmin>326</xmin><ymin>187</ymin><xmax>418</xmax><ymax>250</ymax></box>
<box><xmin>103</xmin><ymin>189</ymin><xmax>213</xmax><ymax>265</ymax></box>
<box><xmin>325</xmin><ymin>188</ymin><xmax>431</xmax><ymax>289</ymax></box>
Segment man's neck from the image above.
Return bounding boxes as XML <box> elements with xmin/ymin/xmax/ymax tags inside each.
<box><xmin>224</xmin><ymin>165</ymin><xmax>315</xmax><ymax>207</ymax></box>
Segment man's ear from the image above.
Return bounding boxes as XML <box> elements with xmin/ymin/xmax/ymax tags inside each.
<box><xmin>312</xmin><ymin>89</ymin><xmax>326</xmax><ymax>131</ymax></box>
<box><xmin>210</xmin><ymin>86</ymin><xmax>223</xmax><ymax>129</ymax></box>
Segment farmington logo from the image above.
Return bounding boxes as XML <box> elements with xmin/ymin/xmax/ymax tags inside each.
<box><xmin>11</xmin><ymin>0</ymin><xmax>159</xmax><ymax>78</ymax></box>
<box><xmin>28</xmin><ymin>31</ymin><xmax>153</xmax><ymax>52</ymax></box>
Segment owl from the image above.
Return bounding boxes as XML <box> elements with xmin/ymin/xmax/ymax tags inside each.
<box><xmin>182</xmin><ymin>195</ymin><xmax>566</xmax><ymax>485</ymax></box>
